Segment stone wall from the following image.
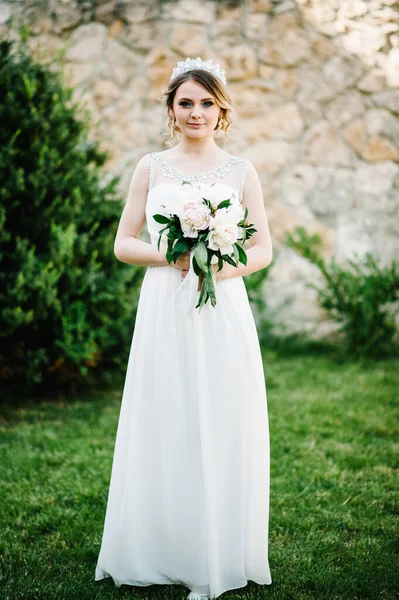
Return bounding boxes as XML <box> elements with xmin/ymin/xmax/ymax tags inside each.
<box><xmin>2</xmin><ymin>0</ymin><xmax>398</xmax><ymax>336</ymax></box>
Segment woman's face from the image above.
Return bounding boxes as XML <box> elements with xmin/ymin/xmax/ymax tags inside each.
<box><xmin>171</xmin><ymin>79</ymin><xmax>221</xmax><ymax>138</ymax></box>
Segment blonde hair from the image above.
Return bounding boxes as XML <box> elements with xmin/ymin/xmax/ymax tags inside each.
<box><xmin>158</xmin><ymin>69</ymin><xmax>233</xmax><ymax>147</ymax></box>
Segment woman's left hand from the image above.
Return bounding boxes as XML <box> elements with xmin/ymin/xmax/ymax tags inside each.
<box><xmin>196</xmin><ymin>263</ymin><xmax>232</xmax><ymax>291</ymax></box>
<box><xmin>181</xmin><ymin>263</ymin><xmax>234</xmax><ymax>291</ymax></box>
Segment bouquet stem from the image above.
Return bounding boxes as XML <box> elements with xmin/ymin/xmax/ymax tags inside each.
<box><xmin>195</xmin><ymin>265</ymin><xmax>217</xmax><ymax>310</ymax></box>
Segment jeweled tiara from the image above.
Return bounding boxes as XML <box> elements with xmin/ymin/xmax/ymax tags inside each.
<box><xmin>169</xmin><ymin>57</ymin><xmax>227</xmax><ymax>86</ymax></box>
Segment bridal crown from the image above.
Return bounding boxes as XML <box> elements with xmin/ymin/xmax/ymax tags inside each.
<box><xmin>169</xmin><ymin>57</ymin><xmax>227</xmax><ymax>86</ymax></box>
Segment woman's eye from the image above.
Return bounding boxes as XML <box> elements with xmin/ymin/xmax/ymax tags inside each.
<box><xmin>179</xmin><ymin>101</ymin><xmax>214</xmax><ymax>107</ymax></box>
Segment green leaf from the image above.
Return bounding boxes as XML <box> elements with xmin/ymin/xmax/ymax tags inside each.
<box><xmin>171</xmin><ymin>238</ymin><xmax>192</xmax><ymax>258</ymax></box>
<box><xmin>192</xmin><ymin>255</ymin><xmax>202</xmax><ymax>277</ymax></box>
<box><xmin>216</xmin><ymin>199</ymin><xmax>232</xmax><ymax>210</ymax></box>
<box><xmin>195</xmin><ymin>268</ymin><xmax>217</xmax><ymax>310</ymax></box>
<box><xmin>194</xmin><ymin>240</ymin><xmax>209</xmax><ymax>272</ymax></box>
<box><xmin>157</xmin><ymin>225</ymin><xmax>169</xmax><ymax>252</ymax></box>
<box><xmin>235</xmin><ymin>243</ymin><xmax>247</xmax><ymax>265</ymax></box>
<box><xmin>221</xmin><ymin>253</ymin><xmax>238</xmax><ymax>267</ymax></box>
<box><xmin>153</xmin><ymin>214</ymin><xmax>170</xmax><ymax>224</ymax></box>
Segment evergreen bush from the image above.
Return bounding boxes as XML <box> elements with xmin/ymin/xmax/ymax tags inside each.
<box><xmin>0</xmin><ymin>38</ymin><xmax>144</xmax><ymax>393</ymax></box>
<box><xmin>285</xmin><ymin>226</ymin><xmax>399</xmax><ymax>358</ymax></box>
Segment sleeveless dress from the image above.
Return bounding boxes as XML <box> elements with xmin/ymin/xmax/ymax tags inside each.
<box><xmin>94</xmin><ymin>152</ymin><xmax>272</xmax><ymax>599</ymax></box>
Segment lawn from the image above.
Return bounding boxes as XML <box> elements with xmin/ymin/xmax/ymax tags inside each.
<box><xmin>0</xmin><ymin>351</ymin><xmax>398</xmax><ymax>600</ymax></box>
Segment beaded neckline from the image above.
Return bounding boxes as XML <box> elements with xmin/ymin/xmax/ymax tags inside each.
<box><xmin>151</xmin><ymin>152</ymin><xmax>243</xmax><ymax>184</ymax></box>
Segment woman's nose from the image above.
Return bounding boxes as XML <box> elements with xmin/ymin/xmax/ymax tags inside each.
<box><xmin>191</xmin><ymin>106</ymin><xmax>201</xmax><ymax>117</ymax></box>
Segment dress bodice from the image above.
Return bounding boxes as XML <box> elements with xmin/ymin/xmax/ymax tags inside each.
<box><xmin>145</xmin><ymin>152</ymin><xmax>248</xmax><ymax>250</ymax></box>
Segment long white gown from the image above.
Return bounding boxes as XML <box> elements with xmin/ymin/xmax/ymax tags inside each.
<box><xmin>94</xmin><ymin>152</ymin><xmax>272</xmax><ymax>599</ymax></box>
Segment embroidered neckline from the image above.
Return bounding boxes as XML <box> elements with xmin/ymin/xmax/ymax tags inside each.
<box><xmin>152</xmin><ymin>152</ymin><xmax>242</xmax><ymax>182</ymax></box>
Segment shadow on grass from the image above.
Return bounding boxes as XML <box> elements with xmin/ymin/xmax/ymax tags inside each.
<box><xmin>261</xmin><ymin>331</ymin><xmax>336</xmax><ymax>358</ymax></box>
<box><xmin>258</xmin><ymin>321</ymin><xmax>399</xmax><ymax>367</ymax></box>
<box><xmin>0</xmin><ymin>373</ymin><xmax>125</xmax><ymax>423</ymax></box>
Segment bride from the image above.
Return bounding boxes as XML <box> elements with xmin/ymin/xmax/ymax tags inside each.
<box><xmin>95</xmin><ymin>56</ymin><xmax>273</xmax><ymax>599</ymax></box>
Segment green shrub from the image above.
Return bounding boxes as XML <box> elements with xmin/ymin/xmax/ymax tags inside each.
<box><xmin>0</xmin><ymin>38</ymin><xmax>144</xmax><ymax>393</ymax></box>
<box><xmin>285</xmin><ymin>226</ymin><xmax>399</xmax><ymax>358</ymax></box>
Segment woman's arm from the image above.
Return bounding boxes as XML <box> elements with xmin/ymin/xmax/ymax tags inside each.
<box><xmin>114</xmin><ymin>155</ymin><xmax>168</xmax><ymax>267</ymax></box>
<box><xmin>217</xmin><ymin>160</ymin><xmax>273</xmax><ymax>281</ymax></box>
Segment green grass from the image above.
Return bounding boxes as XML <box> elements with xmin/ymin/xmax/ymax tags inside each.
<box><xmin>0</xmin><ymin>352</ymin><xmax>398</xmax><ymax>600</ymax></box>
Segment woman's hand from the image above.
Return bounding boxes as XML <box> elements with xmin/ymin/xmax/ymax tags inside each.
<box><xmin>196</xmin><ymin>262</ymin><xmax>235</xmax><ymax>291</ymax></box>
<box><xmin>178</xmin><ymin>255</ymin><xmax>236</xmax><ymax>290</ymax></box>
<box><xmin>174</xmin><ymin>250</ymin><xmax>191</xmax><ymax>279</ymax></box>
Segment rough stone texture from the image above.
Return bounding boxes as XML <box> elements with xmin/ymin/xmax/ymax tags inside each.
<box><xmin>325</xmin><ymin>90</ymin><xmax>365</xmax><ymax>127</ymax></box>
<box><xmin>170</xmin><ymin>23</ymin><xmax>208</xmax><ymax>56</ymax></box>
<box><xmin>221</xmin><ymin>45</ymin><xmax>258</xmax><ymax>81</ymax></box>
<box><xmin>372</xmin><ymin>90</ymin><xmax>399</xmax><ymax>114</ymax></box>
<box><xmin>344</xmin><ymin>109</ymin><xmax>399</xmax><ymax>161</ymax></box>
<box><xmin>244</xmin><ymin>103</ymin><xmax>304</xmax><ymax>142</ymax></box>
<box><xmin>301</xmin><ymin>121</ymin><xmax>356</xmax><ymax>165</ymax></box>
<box><xmin>259</xmin><ymin>11</ymin><xmax>311</xmax><ymax>66</ymax></box>
<box><xmin>65</xmin><ymin>23</ymin><xmax>107</xmax><ymax>63</ymax></box>
<box><xmin>3</xmin><ymin>0</ymin><xmax>399</xmax><ymax>338</ymax></box>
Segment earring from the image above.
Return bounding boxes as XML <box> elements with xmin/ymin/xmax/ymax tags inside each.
<box><xmin>215</xmin><ymin>117</ymin><xmax>223</xmax><ymax>136</ymax></box>
<box><xmin>169</xmin><ymin>115</ymin><xmax>175</xmax><ymax>136</ymax></box>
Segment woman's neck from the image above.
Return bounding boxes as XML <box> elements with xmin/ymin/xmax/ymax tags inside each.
<box><xmin>173</xmin><ymin>137</ymin><xmax>224</xmax><ymax>159</ymax></box>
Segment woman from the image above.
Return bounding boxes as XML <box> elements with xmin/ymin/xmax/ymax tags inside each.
<box><xmin>95</xmin><ymin>56</ymin><xmax>273</xmax><ymax>600</ymax></box>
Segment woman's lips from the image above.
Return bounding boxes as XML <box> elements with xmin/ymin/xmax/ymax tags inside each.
<box><xmin>188</xmin><ymin>123</ymin><xmax>203</xmax><ymax>128</ymax></box>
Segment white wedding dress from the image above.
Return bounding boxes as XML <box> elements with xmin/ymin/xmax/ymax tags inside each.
<box><xmin>94</xmin><ymin>152</ymin><xmax>272</xmax><ymax>599</ymax></box>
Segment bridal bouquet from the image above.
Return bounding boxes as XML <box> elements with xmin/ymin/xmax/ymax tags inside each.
<box><xmin>153</xmin><ymin>181</ymin><xmax>257</xmax><ymax>310</ymax></box>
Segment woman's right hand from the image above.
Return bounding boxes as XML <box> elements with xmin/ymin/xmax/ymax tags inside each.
<box><xmin>174</xmin><ymin>249</ymin><xmax>191</xmax><ymax>279</ymax></box>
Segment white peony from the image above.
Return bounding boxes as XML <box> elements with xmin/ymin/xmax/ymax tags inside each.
<box><xmin>207</xmin><ymin>207</ymin><xmax>240</xmax><ymax>254</ymax></box>
<box><xmin>200</xmin><ymin>183</ymin><xmax>239</xmax><ymax>211</ymax></box>
<box><xmin>175</xmin><ymin>184</ymin><xmax>211</xmax><ymax>238</ymax></box>
<box><xmin>225</xmin><ymin>201</ymin><xmax>245</xmax><ymax>225</ymax></box>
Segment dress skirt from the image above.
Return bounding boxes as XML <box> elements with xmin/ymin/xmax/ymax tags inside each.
<box><xmin>95</xmin><ymin>262</ymin><xmax>272</xmax><ymax>598</ymax></box>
